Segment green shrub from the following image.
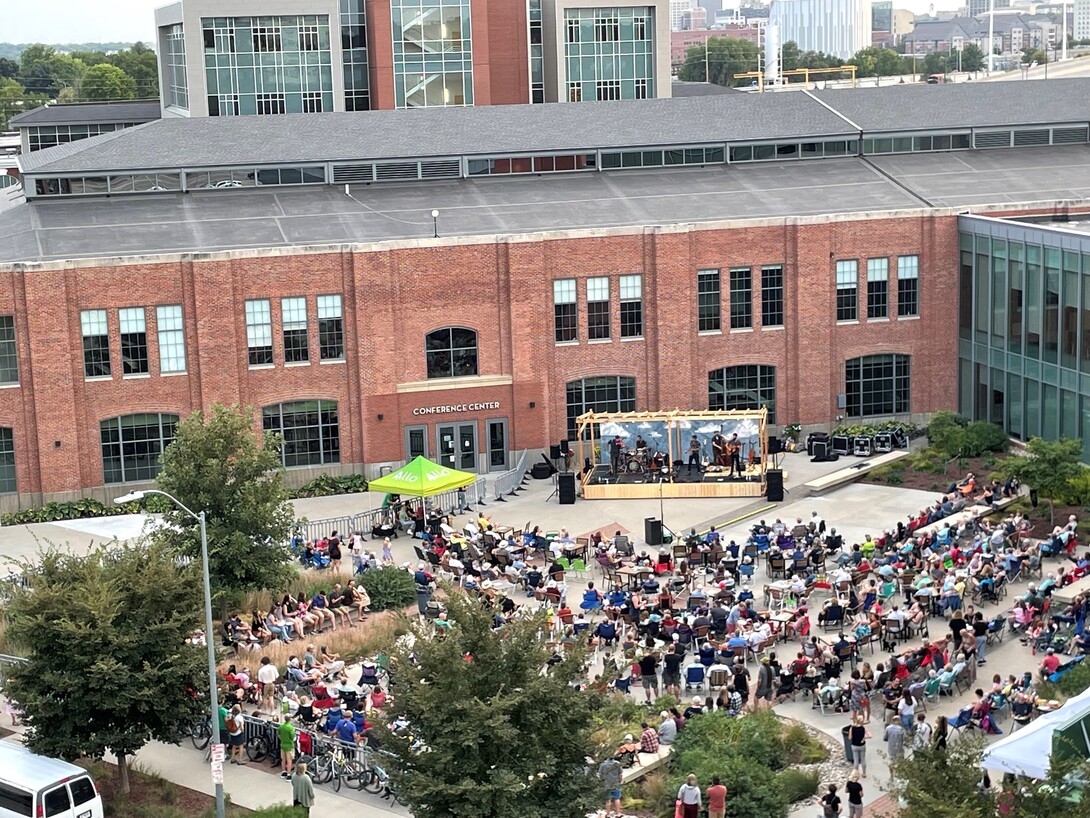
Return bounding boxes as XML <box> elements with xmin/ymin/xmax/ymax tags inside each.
<box><xmin>776</xmin><ymin>768</ymin><xmax>820</xmax><ymax>802</ymax></box>
<box><xmin>712</xmin><ymin>756</ymin><xmax>788</xmax><ymax>818</ymax></box>
<box><xmin>963</xmin><ymin>421</ymin><xmax>1009</xmax><ymax>456</ymax></box>
<box><xmin>782</xmin><ymin>724</ymin><xmax>828</xmax><ymax>764</ymax></box>
<box><xmin>1061</xmin><ymin>468</ymin><xmax>1090</xmax><ymax>506</ymax></box>
<box><xmin>0</xmin><ymin>494</ymin><xmax>173</xmax><ymax>526</ymax></box>
<box><xmin>291</xmin><ymin>474</ymin><xmax>368</xmax><ymax>498</ymax></box>
<box><xmin>1038</xmin><ymin>660</ymin><xmax>1090</xmax><ymax>700</ymax></box>
<box><xmin>359</xmin><ymin>565</ymin><xmax>417</xmax><ymax>611</ymax></box>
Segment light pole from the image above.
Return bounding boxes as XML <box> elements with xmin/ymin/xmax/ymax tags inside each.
<box><xmin>431</xmin><ymin>209</ymin><xmax>439</xmax><ymax>238</ymax></box>
<box><xmin>115</xmin><ymin>489</ymin><xmax>223</xmax><ymax>818</ymax></box>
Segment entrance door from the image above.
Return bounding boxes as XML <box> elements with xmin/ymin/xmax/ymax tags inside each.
<box><xmin>438</xmin><ymin>423</ymin><xmax>477</xmax><ymax>471</ymax></box>
<box><xmin>487</xmin><ymin>419</ymin><xmax>508</xmax><ymax>471</ymax></box>
<box><xmin>405</xmin><ymin>425</ymin><xmax>428</xmax><ymax>460</ymax></box>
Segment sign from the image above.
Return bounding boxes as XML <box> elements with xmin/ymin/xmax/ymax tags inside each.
<box><xmin>211</xmin><ymin>744</ymin><xmax>226</xmax><ymax>763</ymax></box>
<box><xmin>211</xmin><ymin>761</ymin><xmax>224</xmax><ymax>785</ymax></box>
<box><xmin>412</xmin><ymin>401</ymin><xmax>501</xmax><ymax>417</ymax></box>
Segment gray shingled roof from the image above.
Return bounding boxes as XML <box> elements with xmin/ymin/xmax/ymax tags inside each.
<box><xmin>811</xmin><ymin>78</ymin><xmax>1090</xmax><ymax>134</ymax></box>
<box><xmin>18</xmin><ymin>92</ymin><xmax>856</xmax><ymax>174</ymax></box>
<box><xmin>8</xmin><ymin>100</ymin><xmax>161</xmax><ymax>128</ymax></box>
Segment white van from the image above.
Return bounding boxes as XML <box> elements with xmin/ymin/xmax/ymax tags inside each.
<box><xmin>0</xmin><ymin>743</ymin><xmax>103</xmax><ymax>818</ymax></box>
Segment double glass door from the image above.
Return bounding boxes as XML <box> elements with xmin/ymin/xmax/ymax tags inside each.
<box><xmin>438</xmin><ymin>423</ymin><xmax>477</xmax><ymax>470</ymax></box>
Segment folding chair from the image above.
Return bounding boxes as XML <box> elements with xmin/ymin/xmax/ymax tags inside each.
<box><xmin>684</xmin><ymin>664</ymin><xmax>706</xmax><ymax>691</ymax></box>
<box><xmin>948</xmin><ymin>707</ymin><xmax>975</xmax><ymax>739</ymax></box>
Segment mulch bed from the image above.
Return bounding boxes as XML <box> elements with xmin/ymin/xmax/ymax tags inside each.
<box><xmin>91</xmin><ymin>763</ymin><xmax>250</xmax><ymax>817</ymax></box>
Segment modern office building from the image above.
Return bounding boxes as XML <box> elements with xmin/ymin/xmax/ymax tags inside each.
<box><xmin>769</xmin><ymin>0</ymin><xmax>871</xmax><ymax>58</ymax></box>
<box><xmin>669</xmin><ymin>0</ymin><xmax>692</xmax><ymax>30</ymax></box>
<box><xmin>154</xmin><ymin>0</ymin><xmax>668</xmax><ymax>114</ymax></box>
<box><xmin>8</xmin><ymin>100</ymin><xmax>162</xmax><ymax>154</ymax></box>
<box><xmin>969</xmin><ymin>0</ymin><xmax>1010</xmax><ymax>17</ymax></box>
<box><xmin>2</xmin><ymin>80</ymin><xmax>1090</xmax><ymax>509</ymax></box>
<box><xmin>1076</xmin><ymin>0</ymin><xmax>1090</xmax><ymax>40</ymax></box>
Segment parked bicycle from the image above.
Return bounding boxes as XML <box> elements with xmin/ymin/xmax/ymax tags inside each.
<box><xmin>361</xmin><ymin>748</ymin><xmax>406</xmax><ymax>806</ymax></box>
<box><xmin>312</xmin><ymin>739</ymin><xmax>366</xmax><ymax>791</ymax></box>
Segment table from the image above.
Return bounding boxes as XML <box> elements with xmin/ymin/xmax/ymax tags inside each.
<box><xmin>1051</xmin><ymin>573</ymin><xmax>1090</xmax><ymax>606</ymax></box>
<box><xmin>616</xmin><ymin>565</ymin><xmax>654</xmax><ymax>590</ymax></box>
<box><xmin>770</xmin><ymin>612</ymin><xmax>794</xmax><ymax>642</ymax></box>
<box><xmin>561</xmin><ymin>542</ymin><xmax>589</xmax><ymax>561</ymax></box>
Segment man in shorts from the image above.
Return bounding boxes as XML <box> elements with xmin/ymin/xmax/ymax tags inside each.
<box><xmin>661</xmin><ymin>645</ymin><xmax>683</xmax><ymax>696</ymax></box>
<box><xmin>278</xmin><ymin>718</ymin><xmax>296</xmax><ymax>779</ymax></box>
<box><xmin>638</xmin><ymin>649</ymin><xmax>660</xmax><ymax>703</ymax></box>
<box><xmin>598</xmin><ymin>756</ymin><xmax>623</xmax><ymax>818</ymax></box>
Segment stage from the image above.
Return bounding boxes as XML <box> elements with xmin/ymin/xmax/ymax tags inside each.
<box><xmin>580</xmin><ymin>464</ymin><xmax>766</xmax><ymax>499</ymax></box>
<box><xmin>575</xmin><ymin>408</ymin><xmax>770</xmax><ymax>501</ymax></box>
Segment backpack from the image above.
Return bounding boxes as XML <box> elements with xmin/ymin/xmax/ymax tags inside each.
<box><xmin>225</xmin><ymin>715</ymin><xmax>239</xmax><ymax>733</ymax></box>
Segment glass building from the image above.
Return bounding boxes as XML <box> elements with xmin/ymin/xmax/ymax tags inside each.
<box><xmin>164</xmin><ymin>23</ymin><xmax>189</xmax><ymax>109</ymax></box>
<box><xmin>958</xmin><ymin>215</ymin><xmax>1090</xmax><ymax>463</ymax></box>
<box><xmin>563</xmin><ymin>6</ymin><xmax>655</xmax><ymax>102</ymax></box>
<box><xmin>529</xmin><ymin>0</ymin><xmax>544</xmax><ymax>104</ymax></box>
<box><xmin>201</xmin><ymin>15</ymin><xmax>335</xmax><ymax>116</ymax></box>
<box><xmin>391</xmin><ymin>0</ymin><xmax>474</xmax><ymax>108</ymax></box>
<box><xmin>341</xmin><ymin>0</ymin><xmax>371</xmax><ymax>110</ymax></box>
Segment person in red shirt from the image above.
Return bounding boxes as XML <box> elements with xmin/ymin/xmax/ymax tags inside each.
<box><xmin>705</xmin><ymin>775</ymin><xmax>727</xmax><ymax>818</ymax></box>
<box><xmin>1040</xmin><ymin>648</ymin><xmax>1061</xmax><ymax>678</ymax></box>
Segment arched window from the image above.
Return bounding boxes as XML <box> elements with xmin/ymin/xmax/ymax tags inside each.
<box><xmin>708</xmin><ymin>365</ymin><xmax>776</xmax><ymax>423</ymax></box>
<box><xmin>100</xmin><ymin>413</ymin><xmax>179</xmax><ymax>484</ymax></box>
<box><xmin>426</xmin><ymin>327</ymin><xmax>478</xmax><ymax>379</ymax></box>
<box><xmin>845</xmin><ymin>354</ymin><xmax>911</xmax><ymax>418</ymax></box>
<box><xmin>566</xmin><ymin>376</ymin><xmax>636</xmax><ymax>440</ymax></box>
<box><xmin>262</xmin><ymin>400</ymin><xmax>341</xmax><ymax>467</ymax></box>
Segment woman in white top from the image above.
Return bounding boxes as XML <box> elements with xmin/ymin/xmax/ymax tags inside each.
<box><xmin>897</xmin><ymin>690</ymin><xmax>916</xmax><ymax>733</ymax></box>
<box><xmin>676</xmin><ymin>774</ymin><xmax>702</xmax><ymax>818</ymax></box>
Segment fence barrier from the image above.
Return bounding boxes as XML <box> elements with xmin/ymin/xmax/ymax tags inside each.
<box><xmin>492</xmin><ymin>450</ymin><xmax>531</xmax><ymax>502</ymax></box>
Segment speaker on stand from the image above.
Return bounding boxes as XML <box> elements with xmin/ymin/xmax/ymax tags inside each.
<box><xmin>766</xmin><ymin>468</ymin><xmax>784</xmax><ymax>502</ymax></box>
<box><xmin>558</xmin><ymin>473</ymin><xmax>577</xmax><ymax>505</ymax></box>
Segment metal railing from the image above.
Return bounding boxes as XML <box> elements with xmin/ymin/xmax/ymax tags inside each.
<box><xmin>492</xmin><ymin>450</ymin><xmax>531</xmax><ymax>502</ymax></box>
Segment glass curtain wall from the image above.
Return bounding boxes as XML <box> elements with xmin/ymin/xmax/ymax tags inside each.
<box><xmin>391</xmin><ymin>0</ymin><xmax>474</xmax><ymax>108</ymax></box>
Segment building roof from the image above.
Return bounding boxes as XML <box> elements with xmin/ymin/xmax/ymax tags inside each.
<box><xmin>8</xmin><ymin>100</ymin><xmax>162</xmax><ymax>128</ymax></box>
<box><xmin>811</xmin><ymin>78</ymin><xmax>1090</xmax><ymax>133</ymax></box>
<box><xmin>2</xmin><ymin>145</ymin><xmax>1089</xmax><ymax>265</ymax></box>
<box><xmin>17</xmin><ymin>93</ymin><xmax>859</xmax><ymax>174</ymax></box>
<box><xmin>671</xmin><ymin>81</ymin><xmax>739</xmax><ymax>97</ymax></box>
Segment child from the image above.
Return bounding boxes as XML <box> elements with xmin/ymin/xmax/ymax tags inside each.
<box><xmin>382</xmin><ymin>537</ymin><xmax>393</xmax><ymax>565</ymax></box>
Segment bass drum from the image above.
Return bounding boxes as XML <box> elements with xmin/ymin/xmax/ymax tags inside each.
<box><xmin>624</xmin><ymin>456</ymin><xmax>645</xmax><ymax>474</ymax></box>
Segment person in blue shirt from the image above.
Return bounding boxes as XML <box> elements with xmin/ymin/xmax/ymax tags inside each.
<box><xmin>705</xmin><ymin>527</ymin><xmax>721</xmax><ymax>547</ymax></box>
<box><xmin>334</xmin><ymin>709</ymin><xmax>360</xmax><ymax>744</ymax></box>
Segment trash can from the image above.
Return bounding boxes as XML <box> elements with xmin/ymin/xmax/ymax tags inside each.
<box><xmin>841</xmin><ymin>725</ymin><xmax>853</xmax><ymax>764</ymax></box>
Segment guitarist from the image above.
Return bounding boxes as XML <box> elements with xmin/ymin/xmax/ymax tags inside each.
<box><xmin>727</xmin><ymin>433</ymin><xmax>743</xmax><ymax>478</ymax></box>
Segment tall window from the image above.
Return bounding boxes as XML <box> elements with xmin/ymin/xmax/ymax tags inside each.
<box><xmin>317</xmin><ymin>295</ymin><xmax>344</xmax><ymax>361</ymax></box>
<box><xmin>867</xmin><ymin>258</ymin><xmax>889</xmax><ymax>319</ymax></box>
<box><xmin>280</xmin><ymin>300</ymin><xmax>309</xmax><ymax>365</ymax></box>
<box><xmin>845</xmin><ymin>354</ymin><xmax>911</xmax><ymax>418</ymax></box>
<box><xmin>262</xmin><ymin>400</ymin><xmax>340</xmax><ymax>467</ymax></box>
<box><xmin>100</xmin><ymin>413</ymin><xmax>179</xmax><ymax>484</ymax></box>
<box><xmin>761</xmin><ymin>265</ymin><xmax>784</xmax><ymax>327</ymax></box>
<box><xmin>729</xmin><ymin>267</ymin><xmax>752</xmax><ymax>329</ymax></box>
<box><xmin>587</xmin><ymin>277</ymin><xmax>610</xmax><ymax>340</ymax></box>
<box><xmin>836</xmin><ymin>260</ymin><xmax>858</xmax><ymax>321</ymax></box>
<box><xmin>565</xmin><ymin>376</ymin><xmax>636</xmax><ymax>440</ymax></box>
<box><xmin>252</xmin><ymin>25</ymin><xmax>283</xmax><ymax>52</ymax></box>
<box><xmin>426</xmin><ymin>328</ymin><xmax>478</xmax><ymax>379</ymax></box>
<box><xmin>164</xmin><ymin>23</ymin><xmax>189</xmax><ymax>109</ymax></box>
<box><xmin>119</xmin><ymin>307</ymin><xmax>148</xmax><ymax>375</ymax></box>
<box><xmin>81</xmin><ymin>309</ymin><xmax>111</xmax><ymax>378</ymax></box>
<box><xmin>620</xmin><ymin>274</ymin><xmax>643</xmax><ymax>338</ymax></box>
<box><xmin>697</xmin><ymin>269</ymin><xmax>721</xmax><ymax>332</ymax></box>
<box><xmin>708</xmin><ymin>365</ymin><xmax>776</xmax><ymax>423</ymax></box>
<box><xmin>0</xmin><ymin>427</ymin><xmax>14</xmax><ymax>494</ymax></box>
<box><xmin>155</xmin><ymin>306</ymin><xmax>187</xmax><ymax>373</ymax></box>
<box><xmin>245</xmin><ymin>299</ymin><xmax>273</xmax><ymax>366</ymax></box>
<box><xmin>553</xmin><ymin>279</ymin><xmax>577</xmax><ymax>343</ymax></box>
<box><xmin>898</xmin><ymin>255</ymin><xmax>920</xmax><ymax>317</ymax></box>
<box><xmin>0</xmin><ymin>315</ymin><xmax>18</xmax><ymax>385</ymax></box>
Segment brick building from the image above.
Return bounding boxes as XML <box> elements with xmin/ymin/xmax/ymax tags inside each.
<box><xmin>2</xmin><ymin>80</ymin><xmax>1090</xmax><ymax>507</ymax></box>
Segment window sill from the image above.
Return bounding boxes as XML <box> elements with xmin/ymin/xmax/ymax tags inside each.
<box><xmin>836</xmin><ymin>320</ymin><xmax>860</xmax><ymax>326</ymax></box>
<box><xmin>867</xmin><ymin>317</ymin><xmax>890</xmax><ymax>323</ymax></box>
<box><xmin>588</xmin><ymin>338</ymin><xmax>612</xmax><ymax>344</ymax></box>
<box><xmin>123</xmin><ymin>373</ymin><xmax>152</xmax><ymax>379</ymax></box>
<box><xmin>620</xmin><ymin>336</ymin><xmax>644</xmax><ymax>342</ymax></box>
<box><xmin>555</xmin><ymin>340</ymin><xmax>580</xmax><ymax>347</ymax></box>
<box><xmin>161</xmin><ymin>370</ymin><xmax>189</xmax><ymax>377</ymax></box>
<box><xmin>248</xmin><ymin>364</ymin><xmax>275</xmax><ymax>371</ymax></box>
<box><xmin>898</xmin><ymin>314</ymin><xmax>921</xmax><ymax>321</ymax></box>
<box><xmin>85</xmin><ymin>376</ymin><xmax>113</xmax><ymax>382</ymax></box>
<box><xmin>284</xmin><ymin>361</ymin><xmax>311</xmax><ymax>367</ymax></box>
<box><xmin>698</xmin><ymin>330</ymin><xmax>722</xmax><ymax>336</ymax></box>
<box><xmin>320</xmin><ymin>358</ymin><xmax>347</xmax><ymax>365</ymax></box>
<box><xmin>730</xmin><ymin>327</ymin><xmax>754</xmax><ymax>334</ymax></box>
<box><xmin>0</xmin><ymin>382</ymin><xmax>19</xmax><ymax>389</ymax></box>
<box><xmin>762</xmin><ymin>325</ymin><xmax>785</xmax><ymax>331</ymax></box>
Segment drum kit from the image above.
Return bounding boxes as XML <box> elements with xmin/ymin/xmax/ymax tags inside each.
<box><xmin>623</xmin><ymin>446</ymin><xmax>670</xmax><ymax>479</ymax></box>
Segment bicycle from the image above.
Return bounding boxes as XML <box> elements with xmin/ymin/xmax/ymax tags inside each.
<box><xmin>244</xmin><ymin>718</ymin><xmax>281</xmax><ymax>766</ymax></box>
<box><xmin>361</xmin><ymin>748</ymin><xmax>406</xmax><ymax>806</ymax></box>
<box><xmin>184</xmin><ymin>719</ymin><xmax>212</xmax><ymax>751</ymax></box>
<box><xmin>312</xmin><ymin>740</ymin><xmax>366</xmax><ymax>791</ymax></box>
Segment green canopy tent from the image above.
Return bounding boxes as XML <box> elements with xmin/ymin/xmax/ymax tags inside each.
<box><xmin>369</xmin><ymin>456</ymin><xmax>477</xmax><ymax>531</ymax></box>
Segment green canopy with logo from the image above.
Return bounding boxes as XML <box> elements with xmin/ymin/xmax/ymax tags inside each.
<box><xmin>367</xmin><ymin>455</ymin><xmax>475</xmax><ymax>498</ymax></box>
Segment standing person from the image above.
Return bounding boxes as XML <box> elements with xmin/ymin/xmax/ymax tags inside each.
<box><xmin>884</xmin><ymin>713</ymin><xmax>905</xmax><ymax>761</ymax></box>
<box><xmin>676</xmin><ymin>774</ymin><xmax>702</xmax><ymax>818</ymax></box>
<box><xmin>755</xmin><ymin>656</ymin><xmax>774</xmax><ymax>709</ymax></box>
<box><xmin>608</xmin><ymin>435</ymin><xmax>624</xmax><ymax>475</ymax></box>
<box><xmin>382</xmin><ymin>537</ymin><xmax>394</xmax><ymax>565</ymax></box>
<box><xmin>973</xmin><ymin>611</ymin><xmax>989</xmax><ymax>666</ymax></box>
<box><xmin>638</xmin><ymin>648</ymin><xmax>660</xmax><ymax>703</ymax></box>
<box><xmin>897</xmin><ymin>689</ymin><xmax>916</xmax><ymax>734</ymax></box>
<box><xmin>845</xmin><ymin>771</ymin><xmax>864</xmax><ymax>818</ymax></box>
<box><xmin>291</xmin><ymin>761</ymin><xmax>315</xmax><ymax>817</ymax></box>
<box><xmin>278</xmin><ymin>717</ymin><xmax>296</xmax><ymax>779</ymax></box>
<box><xmin>598</xmin><ymin>756</ymin><xmax>623</xmax><ymax>818</ymax></box>
<box><xmin>257</xmin><ymin>657</ymin><xmax>279</xmax><ymax>714</ymax></box>
<box><xmin>226</xmin><ymin>705</ymin><xmax>247</xmax><ymax>765</ymax></box>
<box><xmin>848</xmin><ymin>712</ymin><xmax>870</xmax><ymax>778</ymax></box>
<box><xmin>706</xmin><ymin>775</ymin><xmax>727</xmax><ymax>818</ymax></box>
<box><xmin>932</xmin><ymin>714</ymin><xmax>948</xmax><ymax>750</ymax></box>
<box><xmin>327</xmin><ymin>530</ymin><xmax>343</xmax><ymax>573</ymax></box>
<box><xmin>687</xmin><ymin>434</ymin><xmax>702</xmax><ymax>474</ymax></box>
<box><xmin>818</xmin><ymin>784</ymin><xmax>842</xmax><ymax>818</ymax></box>
<box><xmin>913</xmin><ymin>712</ymin><xmax>932</xmax><ymax>751</ymax></box>
<box><xmin>350</xmin><ymin>531</ymin><xmax>365</xmax><ymax>574</ymax></box>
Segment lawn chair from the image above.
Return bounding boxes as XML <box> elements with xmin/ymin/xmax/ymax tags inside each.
<box><xmin>948</xmin><ymin>707</ymin><xmax>975</xmax><ymax>739</ymax></box>
<box><xmin>923</xmin><ymin>675</ymin><xmax>941</xmax><ymax>703</ymax></box>
<box><xmin>684</xmin><ymin>663</ymin><xmax>706</xmax><ymax>691</ymax></box>
<box><xmin>986</xmin><ymin>614</ymin><xmax>1007</xmax><ymax>645</ymax></box>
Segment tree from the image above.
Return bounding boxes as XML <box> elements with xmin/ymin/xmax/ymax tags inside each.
<box><xmin>1023</xmin><ymin>48</ymin><xmax>1048</xmax><ymax>65</ymax></box>
<box><xmin>922</xmin><ymin>51</ymin><xmax>948</xmax><ymax>75</ymax></box>
<box><xmin>3</xmin><ymin>543</ymin><xmax>206</xmax><ymax>794</ymax></box>
<box><xmin>1000</xmin><ymin>437</ymin><xmax>1083</xmax><ymax>524</ymax></box>
<box><xmin>18</xmin><ymin>44</ymin><xmax>86</xmax><ymax>96</ymax></box>
<box><xmin>959</xmin><ymin>43</ymin><xmax>986</xmax><ymax>72</ymax></box>
<box><xmin>378</xmin><ymin>593</ymin><xmax>599</xmax><ymax>818</ymax></box>
<box><xmin>890</xmin><ymin>739</ymin><xmax>1089</xmax><ymax>818</ymax></box>
<box><xmin>0</xmin><ymin>78</ymin><xmax>43</xmax><ymax>130</ymax></box>
<box><xmin>0</xmin><ymin>57</ymin><xmax>17</xmax><ymax>79</ymax></box>
<box><xmin>153</xmin><ymin>404</ymin><xmax>296</xmax><ymax>608</ymax></box>
<box><xmin>846</xmin><ymin>46</ymin><xmax>905</xmax><ymax>78</ymax></box>
<box><xmin>109</xmin><ymin>43</ymin><xmax>159</xmax><ymax>98</ymax></box>
<box><xmin>678</xmin><ymin>36</ymin><xmax>760</xmax><ymax>87</ymax></box>
<box><xmin>78</xmin><ymin>63</ymin><xmax>137</xmax><ymax>100</ymax></box>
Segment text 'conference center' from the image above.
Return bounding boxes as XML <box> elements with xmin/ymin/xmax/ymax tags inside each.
<box><xmin>3</xmin><ymin>80</ymin><xmax>1090</xmax><ymax>508</ymax></box>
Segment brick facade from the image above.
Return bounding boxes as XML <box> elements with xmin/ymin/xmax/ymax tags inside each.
<box><xmin>0</xmin><ymin>212</ymin><xmax>959</xmax><ymax>506</ymax></box>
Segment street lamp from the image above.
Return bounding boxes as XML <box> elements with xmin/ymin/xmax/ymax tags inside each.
<box><xmin>431</xmin><ymin>209</ymin><xmax>439</xmax><ymax>238</ymax></box>
<box><xmin>115</xmin><ymin>489</ymin><xmax>223</xmax><ymax>818</ymax></box>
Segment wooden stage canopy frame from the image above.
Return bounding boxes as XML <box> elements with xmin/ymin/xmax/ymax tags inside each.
<box><xmin>575</xmin><ymin>408</ymin><xmax>769</xmax><ymax>501</ymax></box>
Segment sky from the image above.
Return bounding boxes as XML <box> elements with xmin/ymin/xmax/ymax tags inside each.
<box><xmin>5</xmin><ymin>0</ymin><xmax>160</xmax><ymax>45</ymax></box>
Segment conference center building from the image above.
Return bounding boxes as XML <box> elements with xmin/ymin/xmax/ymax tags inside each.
<box><xmin>2</xmin><ymin>79</ymin><xmax>1090</xmax><ymax>507</ymax></box>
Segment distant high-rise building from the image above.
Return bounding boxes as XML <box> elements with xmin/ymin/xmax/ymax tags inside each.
<box><xmin>681</xmin><ymin>7</ymin><xmax>707</xmax><ymax>28</ymax></box>
<box><xmin>670</xmin><ymin>0</ymin><xmax>692</xmax><ymax>30</ymax></box>
<box><xmin>968</xmin><ymin>0</ymin><xmax>1010</xmax><ymax>17</ymax></box>
<box><xmin>769</xmin><ymin>0</ymin><xmax>871</xmax><ymax>58</ymax></box>
<box><xmin>872</xmin><ymin>0</ymin><xmax>892</xmax><ymax>32</ymax></box>
<box><xmin>1076</xmin><ymin>0</ymin><xmax>1090</xmax><ymax>40</ymax></box>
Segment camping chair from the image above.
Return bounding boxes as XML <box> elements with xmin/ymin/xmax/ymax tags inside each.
<box><xmin>948</xmin><ymin>707</ymin><xmax>976</xmax><ymax>739</ymax></box>
<box><xmin>923</xmin><ymin>676</ymin><xmax>941</xmax><ymax>703</ymax></box>
<box><xmin>613</xmin><ymin>676</ymin><xmax>632</xmax><ymax>695</ymax></box>
<box><xmin>684</xmin><ymin>664</ymin><xmax>706</xmax><ymax>691</ymax></box>
<box><xmin>986</xmin><ymin>615</ymin><xmax>1007</xmax><ymax>645</ymax></box>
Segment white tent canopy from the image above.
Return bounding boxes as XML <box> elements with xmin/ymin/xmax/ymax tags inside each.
<box><xmin>981</xmin><ymin>686</ymin><xmax>1090</xmax><ymax>779</ymax></box>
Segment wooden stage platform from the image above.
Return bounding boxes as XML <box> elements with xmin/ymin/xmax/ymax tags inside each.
<box><xmin>580</xmin><ymin>466</ymin><xmax>766</xmax><ymax>500</ymax></box>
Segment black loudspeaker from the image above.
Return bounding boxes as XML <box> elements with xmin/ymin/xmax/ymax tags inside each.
<box><xmin>768</xmin><ymin>436</ymin><xmax>783</xmax><ymax>455</ymax></box>
<box><xmin>558</xmin><ymin>473</ymin><xmax>577</xmax><ymax>505</ymax></box>
<box><xmin>559</xmin><ymin>440</ymin><xmax>569</xmax><ymax>453</ymax></box>
<box><xmin>811</xmin><ymin>440</ymin><xmax>829</xmax><ymax>460</ymax></box>
<box><xmin>766</xmin><ymin>469</ymin><xmax>784</xmax><ymax>502</ymax></box>
<box><xmin>645</xmin><ymin>517</ymin><xmax>663</xmax><ymax>547</ymax></box>
<box><xmin>549</xmin><ymin>444</ymin><xmax>562</xmax><ymax>460</ymax></box>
